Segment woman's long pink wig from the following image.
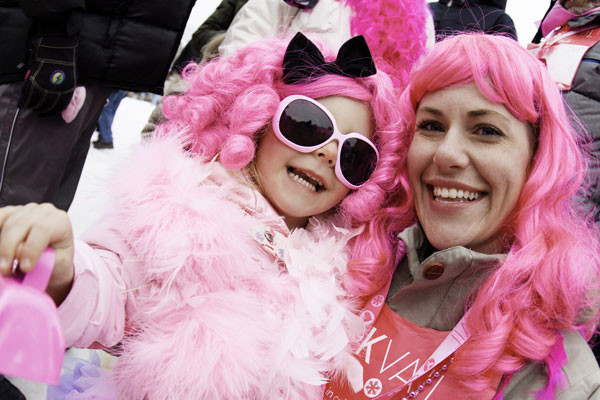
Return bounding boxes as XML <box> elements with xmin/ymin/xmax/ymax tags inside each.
<box><xmin>350</xmin><ymin>34</ymin><xmax>600</xmax><ymax>397</ymax></box>
<box><xmin>344</xmin><ymin>0</ymin><xmax>429</xmax><ymax>88</ymax></box>
<box><xmin>155</xmin><ymin>38</ymin><xmax>404</xmax><ymax>226</ymax></box>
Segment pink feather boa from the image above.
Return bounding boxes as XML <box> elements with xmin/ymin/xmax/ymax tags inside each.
<box><xmin>98</xmin><ymin>137</ymin><xmax>366</xmax><ymax>399</ymax></box>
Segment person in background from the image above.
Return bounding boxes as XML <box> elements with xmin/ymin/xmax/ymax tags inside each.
<box><xmin>92</xmin><ymin>90</ymin><xmax>128</xmax><ymax>150</ymax></box>
<box><xmin>327</xmin><ymin>34</ymin><xmax>600</xmax><ymax>399</ymax></box>
<box><xmin>172</xmin><ymin>0</ymin><xmax>249</xmax><ymax>71</ymax></box>
<box><xmin>429</xmin><ymin>0</ymin><xmax>517</xmax><ymax>41</ymax></box>
<box><xmin>0</xmin><ymin>0</ymin><xmax>195</xmax><ymax>211</ymax></box>
<box><xmin>529</xmin><ymin>0</ymin><xmax>600</xmax><ymax>227</ymax></box>
<box><xmin>0</xmin><ymin>34</ymin><xmax>404</xmax><ymax>399</ymax></box>
<box><xmin>142</xmin><ymin>0</ymin><xmax>248</xmax><ymax>139</ymax></box>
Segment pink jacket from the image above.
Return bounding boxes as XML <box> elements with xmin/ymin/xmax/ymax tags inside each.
<box><xmin>57</xmin><ymin>138</ymin><xmax>365</xmax><ymax>399</ymax></box>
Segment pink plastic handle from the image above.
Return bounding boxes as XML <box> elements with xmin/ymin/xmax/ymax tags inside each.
<box><xmin>22</xmin><ymin>248</ymin><xmax>55</xmax><ymax>292</ymax></box>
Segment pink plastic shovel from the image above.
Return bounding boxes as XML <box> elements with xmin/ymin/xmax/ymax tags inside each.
<box><xmin>0</xmin><ymin>248</ymin><xmax>65</xmax><ymax>384</ymax></box>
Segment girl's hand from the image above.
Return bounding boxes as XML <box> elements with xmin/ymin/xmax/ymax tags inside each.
<box><xmin>0</xmin><ymin>203</ymin><xmax>75</xmax><ymax>305</ymax></box>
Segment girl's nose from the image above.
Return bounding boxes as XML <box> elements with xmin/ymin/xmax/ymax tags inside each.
<box><xmin>314</xmin><ymin>140</ymin><xmax>338</xmax><ymax>166</ymax></box>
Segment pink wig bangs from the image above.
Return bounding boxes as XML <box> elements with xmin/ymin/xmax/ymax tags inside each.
<box><xmin>155</xmin><ymin>38</ymin><xmax>404</xmax><ymax>226</ymax></box>
<box><xmin>351</xmin><ymin>34</ymin><xmax>600</xmax><ymax>397</ymax></box>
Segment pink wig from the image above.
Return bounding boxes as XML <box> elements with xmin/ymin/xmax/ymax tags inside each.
<box><xmin>350</xmin><ymin>34</ymin><xmax>600</xmax><ymax>396</ymax></box>
<box><xmin>344</xmin><ymin>0</ymin><xmax>429</xmax><ymax>88</ymax></box>
<box><xmin>155</xmin><ymin>37</ymin><xmax>404</xmax><ymax>226</ymax></box>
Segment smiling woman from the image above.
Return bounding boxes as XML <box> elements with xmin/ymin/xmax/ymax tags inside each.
<box><xmin>338</xmin><ymin>34</ymin><xmax>600</xmax><ymax>400</ymax></box>
<box><xmin>409</xmin><ymin>82</ymin><xmax>534</xmax><ymax>254</ymax></box>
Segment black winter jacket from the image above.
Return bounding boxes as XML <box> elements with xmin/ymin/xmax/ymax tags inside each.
<box><xmin>429</xmin><ymin>0</ymin><xmax>517</xmax><ymax>41</ymax></box>
<box><xmin>0</xmin><ymin>0</ymin><xmax>195</xmax><ymax>93</ymax></box>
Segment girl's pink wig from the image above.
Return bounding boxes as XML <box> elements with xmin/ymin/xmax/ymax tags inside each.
<box><xmin>155</xmin><ymin>37</ymin><xmax>404</xmax><ymax>227</ymax></box>
<box><xmin>344</xmin><ymin>0</ymin><xmax>429</xmax><ymax>88</ymax></box>
<box><xmin>350</xmin><ymin>34</ymin><xmax>600</xmax><ymax>397</ymax></box>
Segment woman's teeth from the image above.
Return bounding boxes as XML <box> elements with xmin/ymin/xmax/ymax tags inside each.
<box><xmin>288</xmin><ymin>168</ymin><xmax>323</xmax><ymax>192</ymax></box>
<box><xmin>433</xmin><ymin>186</ymin><xmax>481</xmax><ymax>202</ymax></box>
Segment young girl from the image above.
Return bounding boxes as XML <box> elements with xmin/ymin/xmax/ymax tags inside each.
<box><xmin>0</xmin><ymin>33</ymin><xmax>402</xmax><ymax>399</ymax></box>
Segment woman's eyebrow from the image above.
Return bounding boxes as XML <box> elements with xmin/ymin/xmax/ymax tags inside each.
<box><xmin>467</xmin><ymin>109</ymin><xmax>510</xmax><ymax>123</ymax></box>
<box><xmin>417</xmin><ymin>106</ymin><xmax>443</xmax><ymax>115</ymax></box>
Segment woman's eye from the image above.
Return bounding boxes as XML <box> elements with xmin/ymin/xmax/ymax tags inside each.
<box><xmin>476</xmin><ymin>125</ymin><xmax>503</xmax><ymax>137</ymax></box>
<box><xmin>416</xmin><ymin>120</ymin><xmax>444</xmax><ymax>132</ymax></box>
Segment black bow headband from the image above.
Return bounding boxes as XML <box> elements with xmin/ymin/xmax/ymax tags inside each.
<box><xmin>282</xmin><ymin>32</ymin><xmax>377</xmax><ymax>84</ymax></box>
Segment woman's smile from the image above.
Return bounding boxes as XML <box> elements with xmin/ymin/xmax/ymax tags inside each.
<box><xmin>428</xmin><ymin>181</ymin><xmax>487</xmax><ymax>204</ymax></box>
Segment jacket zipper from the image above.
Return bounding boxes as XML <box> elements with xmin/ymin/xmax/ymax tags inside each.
<box><xmin>0</xmin><ymin>108</ymin><xmax>19</xmax><ymax>196</ymax></box>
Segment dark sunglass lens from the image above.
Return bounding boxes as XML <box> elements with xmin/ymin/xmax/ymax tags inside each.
<box><xmin>340</xmin><ymin>138</ymin><xmax>378</xmax><ymax>186</ymax></box>
<box><xmin>279</xmin><ymin>99</ymin><xmax>333</xmax><ymax>147</ymax></box>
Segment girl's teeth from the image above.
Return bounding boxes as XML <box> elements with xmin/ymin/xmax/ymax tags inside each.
<box><xmin>288</xmin><ymin>170</ymin><xmax>318</xmax><ymax>192</ymax></box>
<box><xmin>433</xmin><ymin>186</ymin><xmax>481</xmax><ymax>201</ymax></box>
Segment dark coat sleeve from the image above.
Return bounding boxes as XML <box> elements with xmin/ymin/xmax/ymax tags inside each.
<box><xmin>187</xmin><ymin>0</ymin><xmax>248</xmax><ymax>57</ymax></box>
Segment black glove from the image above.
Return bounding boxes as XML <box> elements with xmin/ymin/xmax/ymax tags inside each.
<box><xmin>18</xmin><ymin>33</ymin><xmax>78</xmax><ymax>116</ymax></box>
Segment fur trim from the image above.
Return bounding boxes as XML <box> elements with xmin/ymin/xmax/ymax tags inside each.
<box><xmin>102</xmin><ymin>138</ymin><xmax>365</xmax><ymax>399</ymax></box>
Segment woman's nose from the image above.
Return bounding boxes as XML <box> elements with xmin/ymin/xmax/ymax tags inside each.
<box><xmin>432</xmin><ymin>130</ymin><xmax>469</xmax><ymax>171</ymax></box>
<box><xmin>314</xmin><ymin>140</ymin><xmax>338</xmax><ymax>166</ymax></box>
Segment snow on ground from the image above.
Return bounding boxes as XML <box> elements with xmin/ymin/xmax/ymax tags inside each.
<box><xmin>68</xmin><ymin>97</ymin><xmax>154</xmax><ymax>237</ymax></box>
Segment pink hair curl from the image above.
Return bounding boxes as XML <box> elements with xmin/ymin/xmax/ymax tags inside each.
<box><xmin>350</xmin><ymin>34</ymin><xmax>600</xmax><ymax>396</ymax></box>
<box><xmin>156</xmin><ymin>37</ymin><xmax>404</xmax><ymax>227</ymax></box>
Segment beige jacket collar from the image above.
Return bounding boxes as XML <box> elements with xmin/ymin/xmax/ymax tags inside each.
<box><xmin>387</xmin><ymin>224</ymin><xmax>505</xmax><ymax>331</ymax></box>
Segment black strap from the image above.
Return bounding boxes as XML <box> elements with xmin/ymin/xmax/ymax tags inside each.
<box><xmin>532</xmin><ymin>0</ymin><xmax>559</xmax><ymax>44</ymax></box>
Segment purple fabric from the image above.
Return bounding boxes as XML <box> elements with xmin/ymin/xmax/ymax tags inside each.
<box><xmin>46</xmin><ymin>352</ymin><xmax>117</xmax><ymax>400</ymax></box>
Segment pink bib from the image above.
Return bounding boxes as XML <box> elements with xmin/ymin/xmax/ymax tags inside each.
<box><xmin>324</xmin><ymin>304</ymin><xmax>500</xmax><ymax>400</ymax></box>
